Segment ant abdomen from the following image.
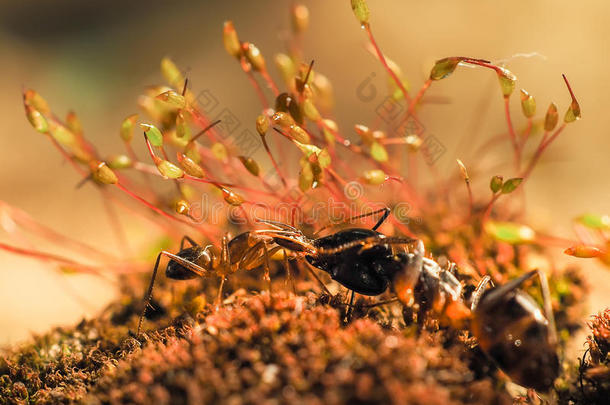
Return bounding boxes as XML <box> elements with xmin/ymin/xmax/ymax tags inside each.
<box><xmin>166</xmin><ymin>247</ymin><xmax>213</xmax><ymax>280</ymax></box>
<box><xmin>471</xmin><ymin>288</ymin><xmax>559</xmax><ymax>391</ymax></box>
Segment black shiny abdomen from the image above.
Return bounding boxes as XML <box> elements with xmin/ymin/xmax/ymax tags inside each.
<box><xmin>166</xmin><ymin>247</ymin><xmax>202</xmax><ymax>280</ymax></box>
<box><xmin>472</xmin><ymin>289</ymin><xmax>559</xmax><ymax>391</ymax></box>
<box><xmin>305</xmin><ymin>228</ymin><xmax>397</xmax><ymax>295</ymax></box>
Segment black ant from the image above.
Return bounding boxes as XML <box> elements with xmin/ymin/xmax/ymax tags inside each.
<box><xmin>137</xmin><ymin>207</ymin><xmax>559</xmax><ymax>391</ymax></box>
<box><xmin>253</xmin><ymin>209</ymin><xmax>560</xmax><ymax>391</ymax></box>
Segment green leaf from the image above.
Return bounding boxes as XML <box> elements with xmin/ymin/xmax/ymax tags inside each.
<box><xmin>485</xmin><ymin>221</ymin><xmax>535</xmax><ymax>244</ymax></box>
<box><xmin>350</xmin><ymin>0</ymin><xmax>370</xmax><ymax>25</ymax></box>
<box><xmin>156</xmin><ymin>90</ymin><xmax>186</xmax><ymax>108</ymax></box>
<box><xmin>544</xmin><ymin>103</ymin><xmax>558</xmax><ymax>131</ymax></box>
<box><xmin>299</xmin><ymin>163</ymin><xmax>314</xmax><ymax>192</ymax></box>
<box><xmin>520</xmin><ymin>89</ymin><xmax>536</xmax><ymax>118</ymax></box>
<box><xmin>429</xmin><ymin>57</ymin><xmax>462</xmax><ymax>81</ymax></box>
<box><xmin>141</xmin><ymin>124</ymin><xmax>163</xmax><ymax>147</ymax></box>
<box><xmin>107</xmin><ymin>155</ymin><xmax>132</xmax><ymax>169</ymax></box>
<box><xmin>370</xmin><ymin>141</ymin><xmax>388</xmax><ymax>162</ymax></box>
<box><xmin>239</xmin><ymin>156</ymin><xmax>260</xmax><ymax>176</ymax></box>
<box><xmin>497</xmin><ymin>67</ymin><xmax>516</xmax><ymax>97</ymax></box>
<box><xmin>157</xmin><ymin>160</ymin><xmax>184</xmax><ymax>179</ymax></box>
<box><xmin>25</xmin><ymin>106</ymin><xmax>48</xmax><ymax>134</ymax></box>
<box><xmin>490</xmin><ymin>175</ymin><xmax>503</xmax><ymax>193</ymax></box>
<box><xmin>363</xmin><ymin>169</ymin><xmax>386</xmax><ymax>185</ymax></box>
<box><xmin>317</xmin><ymin>148</ymin><xmax>331</xmax><ymax>169</ymax></box>
<box><xmin>576</xmin><ymin>213</ymin><xmax>610</xmax><ymax>230</ymax></box>
<box><xmin>160</xmin><ymin>57</ymin><xmax>184</xmax><ymax>89</ymax></box>
<box><xmin>211</xmin><ymin>142</ymin><xmax>228</xmax><ymax>161</ymax></box>
<box><xmin>49</xmin><ymin>121</ymin><xmax>77</xmax><ymax>147</ymax></box>
<box><xmin>120</xmin><ymin>114</ymin><xmax>138</xmax><ymax>142</ymax></box>
<box><xmin>501</xmin><ymin>178</ymin><xmax>523</xmax><ymax>194</ymax></box>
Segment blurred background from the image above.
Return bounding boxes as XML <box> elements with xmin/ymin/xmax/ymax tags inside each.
<box><xmin>0</xmin><ymin>0</ymin><xmax>609</xmax><ymax>345</ymax></box>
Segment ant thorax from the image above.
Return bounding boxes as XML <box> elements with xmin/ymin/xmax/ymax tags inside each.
<box><xmin>420</xmin><ymin>256</ymin><xmax>463</xmax><ymax>302</ymax></box>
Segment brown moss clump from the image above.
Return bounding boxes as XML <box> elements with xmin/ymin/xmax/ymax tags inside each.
<box><xmin>1</xmin><ymin>290</ymin><xmax>516</xmax><ymax>405</ymax></box>
<box><xmin>87</xmin><ymin>293</ymin><xmax>511</xmax><ymax>405</ymax></box>
<box><xmin>555</xmin><ymin>308</ymin><xmax>610</xmax><ymax>405</ymax></box>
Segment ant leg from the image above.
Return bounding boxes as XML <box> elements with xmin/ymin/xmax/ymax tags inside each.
<box><xmin>361</xmin><ymin>297</ymin><xmax>399</xmax><ymax>308</ymax></box>
<box><xmin>345</xmin><ymin>290</ymin><xmax>355</xmax><ymax>322</ymax></box>
<box><xmin>470</xmin><ymin>275</ymin><xmax>493</xmax><ymax>311</ymax></box>
<box><xmin>137</xmin><ymin>250</ymin><xmax>209</xmax><ymax>335</ymax></box>
<box><xmin>216</xmin><ymin>277</ymin><xmax>226</xmax><ymax>309</ymax></box>
<box><xmin>215</xmin><ymin>235</ymin><xmax>231</xmax><ymax>309</ymax></box>
<box><xmin>179</xmin><ymin>235</ymin><xmax>198</xmax><ymax>250</ymax></box>
<box><xmin>302</xmin><ymin>260</ymin><xmax>332</xmax><ymax>295</ymax></box>
<box><xmin>262</xmin><ymin>242</ymin><xmax>272</xmax><ymax>292</ymax></box>
<box><xmin>314</xmin><ymin>207</ymin><xmax>391</xmax><ymax>236</ymax></box>
<box><xmin>342</xmin><ymin>297</ymin><xmax>399</xmax><ymax>309</ymax></box>
<box><xmin>533</xmin><ymin>269</ymin><xmax>558</xmax><ymax>345</ymax></box>
<box><xmin>137</xmin><ymin>252</ymin><xmax>163</xmax><ymax>336</ymax></box>
<box><xmin>283</xmin><ymin>250</ymin><xmax>296</xmax><ymax>294</ymax></box>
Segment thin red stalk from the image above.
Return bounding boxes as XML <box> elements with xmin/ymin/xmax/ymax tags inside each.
<box><xmin>408</xmin><ymin>79</ymin><xmax>432</xmax><ymax>114</ymax></box>
<box><xmin>316</xmin><ymin>120</ymin><xmax>362</xmax><ymax>154</ymax></box>
<box><xmin>519</xmin><ymin>118</ymin><xmax>533</xmax><ymax>150</ymax></box>
<box><xmin>364</xmin><ymin>24</ymin><xmax>411</xmax><ymax>104</ymax></box>
<box><xmin>0</xmin><ymin>242</ymin><xmax>103</xmax><ymax>276</ymax></box>
<box><xmin>261</xmin><ymin>134</ymin><xmax>288</xmax><ymax>188</ymax></box>
<box><xmin>504</xmin><ymin>97</ymin><xmax>520</xmax><ymax>170</ymax></box>
<box><xmin>481</xmin><ymin>193</ymin><xmax>501</xmax><ymax>225</ymax></box>
<box><xmin>465</xmin><ymin>180</ymin><xmax>474</xmax><ymax>218</ymax></box>
<box><xmin>184</xmin><ymin>174</ymin><xmax>282</xmax><ymax>199</ymax></box>
<box><xmin>49</xmin><ymin>137</ymin><xmax>88</xmax><ymax>177</ymax></box>
<box><xmin>240</xmin><ymin>57</ymin><xmax>269</xmax><ymax>109</ymax></box>
<box><xmin>535</xmin><ymin>232</ymin><xmax>580</xmax><ymax>248</ymax></box>
<box><xmin>115</xmin><ymin>182</ymin><xmax>193</xmax><ymax>228</ymax></box>
<box><xmin>408</xmin><ymin>151</ymin><xmax>417</xmax><ymax>191</ymax></box>
<box><xmin>260</xmin><ymin>69</ymin><xmax>280</xmax><ymax>96</ymax></box>
<box><xmin>522</xmin><ymin>124</ymin><xmax>566</xmax><ymax>180</ymax></box>
<box><xmin>100</xmin><ymin>189</ymin><xmax>131</xmax><ymax>258</ymax></box>
<box><xmin>0</xmin><ymin>202</ymin><xmax>118</xmax><ymax>262</ymax></box>
<box><xmin>125</xmin><ymin>141</ymin><xmax>158</xmax><ymax>200</ymax></box>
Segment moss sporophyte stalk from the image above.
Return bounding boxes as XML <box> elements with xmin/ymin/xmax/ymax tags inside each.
<box><xmin>1</xmin><ymin>1</ymin><xmax>607</xmax><ymax>404</ymax></box>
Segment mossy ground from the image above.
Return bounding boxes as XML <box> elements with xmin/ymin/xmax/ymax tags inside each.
<box><xmin>0</xmin><ymin>263</ymin><xmax>604</xmax><ymax>405</ymax></box>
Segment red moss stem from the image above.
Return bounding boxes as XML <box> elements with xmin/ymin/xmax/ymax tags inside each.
<box><xmin>364</xmin><ymin>24</ymin><xmax>411</xmax><ymax>104</ymax></box>
<box><xmin>504</xmin><ymin>97</ymin><xmax>520</xmax><ymax>171</ymax></box>
<box><xmin>408</xmin><ymin>79</ymin><xmax>432</xmax><ymax>114</ymax></box>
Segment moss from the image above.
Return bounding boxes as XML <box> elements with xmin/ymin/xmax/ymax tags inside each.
<box><xmin>555</xmin><ymin>309</ymin><xmax>610</xmax><ymax>405</ymax></box>
<box><xmin>0</xmin><ymin>264</ymin><xmax>597</xmax><ymax>405</ymax></box>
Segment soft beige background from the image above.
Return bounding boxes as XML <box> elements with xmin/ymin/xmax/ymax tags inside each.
<box><xmin>0</xmin><ymin>0</ymin><xmax>609</xmax><ymax>345</ymax></box>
